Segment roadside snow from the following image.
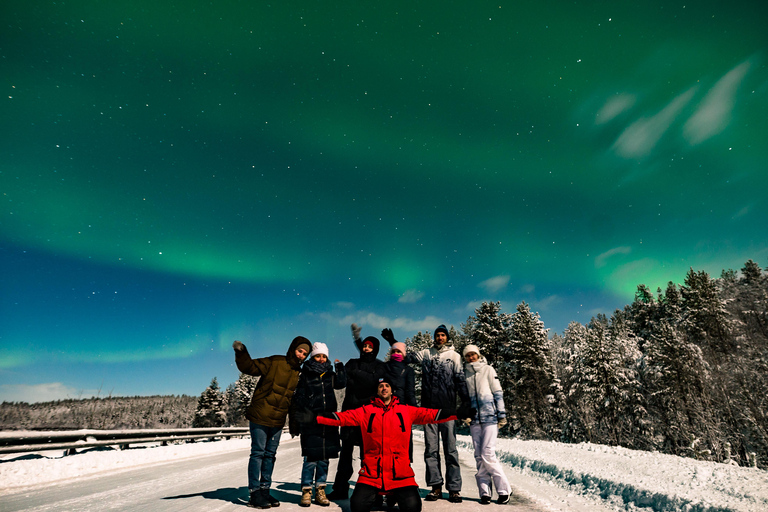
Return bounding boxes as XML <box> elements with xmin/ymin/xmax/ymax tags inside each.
<box><xmin>0</xmin><ymin>433</ymin><xmax>251</xmax><ymax>492</ymax></box>
<box><xmin>1</xmin><ymin>430</ymin><xmax>767</xmax><ymax>512</ymax></box>
<box><xmin>480</xmin><ymin>435</ymin><xmax>768</xmax><ymax>512</ymax></box>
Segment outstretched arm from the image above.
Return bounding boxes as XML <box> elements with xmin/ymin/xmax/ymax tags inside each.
<box><xmin>409</xmin><ymin>405</ymin><xmax>458</xmax><ymax>425</ymax></box>
<box><xmin>316</xmin><ymin>407</ymin><xmax>365</xmax><ymax>428</ymax></box>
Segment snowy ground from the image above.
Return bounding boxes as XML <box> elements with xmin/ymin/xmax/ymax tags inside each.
<box><xmin>1</xmin><ymin>431</ymin><xmax>766</xmax><ymax>512</ymax></box>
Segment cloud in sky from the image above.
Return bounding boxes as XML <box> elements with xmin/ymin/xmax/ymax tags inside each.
<box><xmin>684</xmin><ymin>60</ymin><xmax>751</xmax><ymax>145</ymax></box>
<box><xmin>398</xmin><ymin>289</ymin><xmax>425</xmax><ymax>303</ymax></box>
<box><xmin>612</xmin><ymin>87</ymin><xmax>697</xmax><ymax>159</ymax></box>
<box><xmin>338</xmin><ymin>312</ymin><xmax>444</xmax><ymax>333</ymax></box>
<box><xmin>0</xmin><ymin>383</ymin><xmax>99</xmax><ymax>403</ymax></box>
<box><xmin>595</xmin><ymin>246</ymin><xmax>633</xmax><ymax>268</ymax></box>
<box><xmin>465</xmin><ymin>300</ymin><xmax>484</xmax><ymax>312</ymax></box>
<box><xmin>533</xmin><ymin>295</ymin><xmax>563</xmax><ymax>311</ymax></box>
<box><xmin>595</xmin><ymin>94</ymin><xmax>636</xmax><ymax>125</ymax></box>
<box><xmin>479</xmin><ymin>275</ymin><xmax>510</xmax><ymax>293</ymax></box>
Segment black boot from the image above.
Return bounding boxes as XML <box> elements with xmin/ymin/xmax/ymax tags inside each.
<box><xmin>264</xmin><ymin>488</ymin><xmax>280</xmax><ymax>507</ymax></box>
<box><xmin>247</xmin><ymin>489</ymin><xmax>271</xmax><ymax>509</ymax></box>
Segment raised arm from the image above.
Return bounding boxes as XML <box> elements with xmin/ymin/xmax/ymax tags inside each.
<box><xmin>233</xmin><ymin>340</ymin><xmax>270</xmax><ymax>376</ymax></box>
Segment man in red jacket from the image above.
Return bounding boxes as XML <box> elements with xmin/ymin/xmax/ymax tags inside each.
<box><xmin>314</xmin><ymin>377</ymin><xmax>458</xmax><ymax>512</ymax></box>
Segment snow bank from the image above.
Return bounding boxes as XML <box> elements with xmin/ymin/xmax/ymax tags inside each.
<box><xmin>456</xmin><ymin>434</ymin><xmax>768</xmax><ymax>512</ymax></box>
<box><xmin>0</xmin><ymin>431</ymin><xmax>251</xmax><ymax>492</ymax></box>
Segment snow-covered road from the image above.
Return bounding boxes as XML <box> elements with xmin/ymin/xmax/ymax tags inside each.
<box><xmin>3</xmin><ymin>431</ymin><xmax>767</xmax><ymax>511</ymax></box>
<box><xmin>0</xmin><ymin>434</ymin><xmax>605</xmax><ymax>512</ymax></box>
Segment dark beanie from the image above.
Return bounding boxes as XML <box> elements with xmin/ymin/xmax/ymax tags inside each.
<box><xmin>434</xmin><ymin>324</ymin><xmax>449</xmax><ymax>340</ymax></box>
<box><xmin>378</xmin><ymin>375</ymin><xmax>396</xmax><ymax>389</ymax></box>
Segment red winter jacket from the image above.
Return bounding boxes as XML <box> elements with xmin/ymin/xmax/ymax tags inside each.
<box><xmin>317</xmin><ymin>396</ymin><xmax>456</xmax><ymax>490</ymax></box>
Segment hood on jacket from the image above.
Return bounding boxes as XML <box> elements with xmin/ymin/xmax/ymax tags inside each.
<box><xmin>287</xmin><ymin>336</ymin><xmax>312</xmax><ymax>369</ymax></box>
<box><xmin>355</xmin><ymin>335</ymin><xmax>381</xmax><ymax>359</ymax></box>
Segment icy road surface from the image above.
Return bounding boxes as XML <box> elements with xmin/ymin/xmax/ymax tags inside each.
<box><xmin>0</xmin><ymin>434</ymin><xmax>609</xmax><ymax>512</ymax></box>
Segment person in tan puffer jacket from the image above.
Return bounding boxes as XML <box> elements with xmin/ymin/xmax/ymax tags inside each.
<box><xmin>234</xmin><ymin>335</ymin><xmax>311</xmax><ymax>509</ymax></box>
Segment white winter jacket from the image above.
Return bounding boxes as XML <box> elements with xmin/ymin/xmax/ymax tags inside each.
<box><xmin>464</xmin><ymin>355</ymin><xmax>506</xmax><ymax>424</ymax></box>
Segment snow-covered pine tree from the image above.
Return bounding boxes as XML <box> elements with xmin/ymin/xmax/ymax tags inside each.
<box><xmin>558</xmin><ymin>321</ymin><xmax>591</xmax><ymax>443</ymax></box>
<box><xmin>503</xmin><ymin>302</ymin><xmax>562</xmax><ymax>439</ymax></box>
<box><xmin>193</xmin><ymin>377</ymin><xmax>226</xmax><ymax>427</ymax></box>
<box><xmin>626</xmin><ymin>284</ymin><xmax>659</xmax><ymax>351</ymax></box>
<box><xmin>658</xmin><ymin>281</ymin><xmax>683</xmax><ymax>327</ymax></box>
<box><xmin>641</xmin><ymin>319</ymin><xmax>717</xmax><ymax>458</ymax></box>
<box><xmin>681</xmin><ymin>268</ymin><xmax>733</xmax><ymax>356</ymax></box>
<box><xmin>461</xmin><ymin>301</ymin><xmax>513</xmax><ymax>371</ymax></box>
<box><xmin>224</xmin><ymin>373</ymin><xmax>259</xmax><ymax>426</ymax></box>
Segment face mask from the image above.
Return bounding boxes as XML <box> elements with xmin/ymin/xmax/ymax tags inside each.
<box><xmin>390</xmin><ymin>352</ymin><xmax>404</xmax><ymax>362</ymax></box>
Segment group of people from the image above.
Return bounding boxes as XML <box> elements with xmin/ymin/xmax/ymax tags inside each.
<box><xmin>233</xmin><ymin>323</ymin><xmax>512</xmax><ymax>511</ymax></box>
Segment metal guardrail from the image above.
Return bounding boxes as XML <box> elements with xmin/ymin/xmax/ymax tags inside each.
<box><xmin>0</xmin><ymin>427</ymin><xmax>250</xmax><ymax>455</ymax></box>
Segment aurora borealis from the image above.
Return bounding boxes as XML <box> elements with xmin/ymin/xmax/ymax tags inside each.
<box><xmin>2</xmin><ymin>1</ymin><xmax>767</xmax><ymax>402</ymax></box>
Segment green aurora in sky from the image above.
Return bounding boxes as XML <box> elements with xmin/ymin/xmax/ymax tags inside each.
<box><xmin>1</xmin><ymin>0</ymin><xmax>767</xmax><ymax>400</ymax></box>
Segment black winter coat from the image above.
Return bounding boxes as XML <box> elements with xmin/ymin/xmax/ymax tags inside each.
<box><xmin>341</xmin><ymin>336</ymin><xmax>386</xmax><ymax>411</ymax></box>
<box><xmin>384</xmin><ymin>359</ymin><xmax>416</xmax><ymax>406</ymax></box>
<box><xmin>289</xmin><ymin>361</ymin><xmax>347</xmax><ymax>462</ymax></box>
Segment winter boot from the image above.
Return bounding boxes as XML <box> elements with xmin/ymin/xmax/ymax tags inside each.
<box><xmin>248</xmin><ymin>489</ymin><xmax>271</xmax><ymax>509</ymax></box>
<box><xmin>314</xmin><ymin>485</ymin><xmax>330</xmax><ymax>507</ymax></box>
<box><xmin>300</xmin><ymin>487</ymin><xmax>313</xmax><ymax>507</ymax></box>
<box><xmin>264</xmin><ymin>488</ymin><xmax>280</xmax><ymax>507</ymax></box>
<box><xmin>448</xmin><ymin>490</ymin><xmax>462</xmax><ymax>503</ymax></box>
<box><xmin>425</xmin><ymin>485</ymin><xmax>442</xmax><ymax>501</ymax></box>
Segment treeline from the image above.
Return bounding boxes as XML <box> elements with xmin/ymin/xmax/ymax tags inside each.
<box><xmin>418</xmin><ymin>259</ymin><xmax>766</xmax><ymax>469</ymax></box>
<box><xmin>0</xmin><ymin>395</ymin><xmax>197</xmax><ymax>430</ymax></box>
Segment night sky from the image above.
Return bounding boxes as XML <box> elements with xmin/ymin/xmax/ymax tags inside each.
<box><xmin>2</xmin><ymin>1</ymin><xmax>767</xmax><ymax>402</ymax></box>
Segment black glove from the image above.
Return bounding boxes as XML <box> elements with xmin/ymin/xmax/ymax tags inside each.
<box><xmin>293</xmin><ymin>407</ymin><xmax>317</xmax><ymax>425</ymax></box>
<box><xmin>351</xmin><ymin>323</ymin><xmax>362</xmax><ymax>340</ymax></box>
<box><xmin>381</xmin><ymin>328</ymin><xmax>397</xmax><ymax>344</ymax></box>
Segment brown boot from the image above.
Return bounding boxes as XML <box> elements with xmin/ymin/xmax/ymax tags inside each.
<box><xmin>300</xmin><ymin>487</ymin><xmax>312</xmax><ymax>507</ymax></box>
<box><xmin>314</xmin><ymin>486</ymin><xmax>330</xmax><ymax>507</ymax></box>
<box><xmin>425</xmin><ymin>485</ymin><xmax>442</xmax><ymax>501</ymax></box>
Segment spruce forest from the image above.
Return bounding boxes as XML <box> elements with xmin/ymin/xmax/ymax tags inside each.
<box><xmin>3</xmin><ymin>260</ymin><xmax>766</xmax><ymax>469</ymax></box>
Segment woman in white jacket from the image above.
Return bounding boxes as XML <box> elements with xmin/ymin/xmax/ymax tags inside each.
<box><xmin>462</xmin><ymin>344</ymin><xmax>511</xmax><ymax>505</ymax></box>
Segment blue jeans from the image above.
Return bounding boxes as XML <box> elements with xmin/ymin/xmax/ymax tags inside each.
<box><xmin>248</xmin><ymin>422</ymin><xmax>283</xmax><ymax>492</ymax></box>
<box><xmin>301</xmin><ymin>457</ymin><xmax>329</xmax><ymax>488</ymax></box>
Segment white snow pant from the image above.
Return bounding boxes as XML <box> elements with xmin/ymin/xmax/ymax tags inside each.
<box><xmin>470</xmin><ymin>422</ymin><xmax>511</xmax><ymax>498</ymax></box>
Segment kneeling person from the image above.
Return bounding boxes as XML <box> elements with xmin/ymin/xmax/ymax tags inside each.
<box><xmin>313</xmin><ymin>377</ymin><xmax>458</xmax><ymax>512</ymax></box>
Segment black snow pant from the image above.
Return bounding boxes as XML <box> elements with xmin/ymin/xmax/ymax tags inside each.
<box><xmin>350</xmin><ymin>483</ymin><xmax>421</xmax><ymax>512</ymax></box>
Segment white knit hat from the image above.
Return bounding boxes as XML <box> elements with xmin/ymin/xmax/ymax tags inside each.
<box><xmin>462</xmin><ymin>344</ymin><xmax>481</xmax><ymax>357</ymax></box>
<box><xmin>309</xmin><ymin>342</ymin><xmax>329</xmax><ymax>359</ymax></box>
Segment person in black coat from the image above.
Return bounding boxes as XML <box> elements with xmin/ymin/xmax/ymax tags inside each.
<box><xmin>326</xmin><ymin>324</ymin><xmax>385</xmax><ymax>501</ymax></box>
<box><xmin>383</xmin><ymin>338</ymin><xmax>417</xmax><ymax>463</ymax></box>
<box><xmin>383</xmin><ymin>340</ymin><xmax>417</xmax><ymax>407</ymax></box>
<box><xmin>290</xmin><ymin>342</ymin><xmax>347</xmax><ymax>506</ymax></box>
